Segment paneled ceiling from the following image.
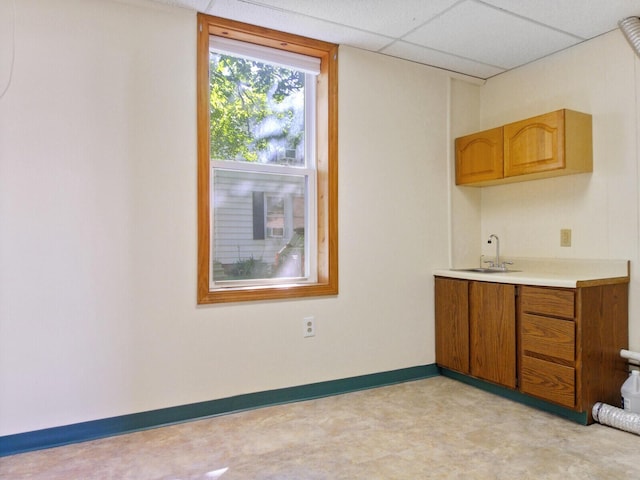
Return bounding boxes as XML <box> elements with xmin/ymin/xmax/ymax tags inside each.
<box><xmin>152</xmin><ymin>0</ymin><xmax>640</xmax><ymax>79</ymax></box>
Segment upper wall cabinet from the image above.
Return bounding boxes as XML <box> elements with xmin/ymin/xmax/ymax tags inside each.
<box><xmin>455</xmin><ymin>109</ymin><xmax>593</xmax><ymax>187</ymax></box>
<box><xmin>455</xmin><ymin>126</ymin><xmax>503</xmax><ymax>185</ymax></box>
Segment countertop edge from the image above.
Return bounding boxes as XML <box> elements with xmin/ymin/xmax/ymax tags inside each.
<box><xmin>433</xmin><ymin>271</ymin><xmax>576</xmax><ymax>288</ymax></box>
<box><xmin>433</xmin><ymin>267</ymin><xmax>630</xmax><ymax>288</ymax></box>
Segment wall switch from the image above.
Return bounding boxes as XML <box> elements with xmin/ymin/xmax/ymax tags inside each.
<box><xmin>303</xmin><ymin>316</ymin><xmax>315</xmax><ymax>337</ymax></box>
<box><xmin>560</xmin><ymin>229</ymin><xmax>572</xmax><ymax>247</ymax></box>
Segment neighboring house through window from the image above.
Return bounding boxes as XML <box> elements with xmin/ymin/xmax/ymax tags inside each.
<box><xmin>197</xmin><ymin>15</ymin><xmax>338</xmax><ymax>303</ymax></box>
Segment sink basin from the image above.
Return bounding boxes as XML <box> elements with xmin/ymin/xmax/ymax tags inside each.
<box><xmin>452</xmin><ymin>268</ymin><xmax>521</xmax><ymax>274</ymax></box>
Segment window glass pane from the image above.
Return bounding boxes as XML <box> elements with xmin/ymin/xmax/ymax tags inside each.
<box><xmin>265</xmin><ymin>195</ymin><xmax>285</xmax><ymax>238</ymax></box>
<box><xmin>212</xmin><ymin>169</ymin><xmax>307</xmax><ymax>281</ymax></box>
<box><xmin>209</xmin><ymin>51</ymin><xmax>307</xmax><ymax>167</ymax></box>
<box><xmin>198</xmin><ymin>15</ymin><xmax>337</xmax><ymax>303</ymax></box>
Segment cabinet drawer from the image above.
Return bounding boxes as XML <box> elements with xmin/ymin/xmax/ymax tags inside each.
<box><xmin>520</xmin><ymin>286</ymin><xmax>574</xmax><ymax>318</ymax></box>
<box><xmin>520</xmin><ymin>356</ymin><xmax>575</xmax><ymax>408</ymax></box>
<box><xmin>521</xmin><ymin>313</ymin><xmax>575</xmax><ymax>363</ymax></box>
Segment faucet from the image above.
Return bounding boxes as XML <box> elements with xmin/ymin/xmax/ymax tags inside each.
<box><xmin>484</xmin><ymin>234</ymin><xmax>512</xmax><ymax>270</ymax></box>
<box><xmin>487</xmin><ymin>234</ymin><xmax>500</xmax><ymax>268</ymax></box>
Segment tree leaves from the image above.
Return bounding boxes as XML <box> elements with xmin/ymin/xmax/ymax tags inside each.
<box><xmin>209</xmin><ymin>54</ymin><xmax>305</xmax><ymax>164</ymax></box>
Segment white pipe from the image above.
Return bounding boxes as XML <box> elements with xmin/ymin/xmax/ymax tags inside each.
<box><xmin>593</xmin><ymin>402</ymin><xmax>640</xmax><ymax>435</ymax></box>
<box><xmin>621</xmin><ymin>349</ymin><xmax>640</xmax><ymax>363</ymax></box>
<box><xmin>619</xmin><ymin>17</ymin><xmax>640</xmax><ymax>59</ymax></box>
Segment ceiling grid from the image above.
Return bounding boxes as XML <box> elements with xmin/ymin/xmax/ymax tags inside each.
<box><xmin>166</xmin><ymin>0</ymin><xmax>640</xmax><ymax>79</ymax></box>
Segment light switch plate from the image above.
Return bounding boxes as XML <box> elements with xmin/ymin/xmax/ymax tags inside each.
<box><xmin>560</xmin><ymin>229</ymin><xmax>572</xmax><ymax>247</ymax></box>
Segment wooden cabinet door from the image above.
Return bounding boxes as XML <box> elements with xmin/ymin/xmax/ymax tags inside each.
<box><xmin>469</xmin><ymin>281</ymin><xmax>516</xmax><ymax>388</ymax></box>
<box><xmin>504</xmin><ymin>110</ymin><xmax>563</xmax><ymax>177</ymax></box>
<box><xmin>435</xmin><ymin>277</ymin><xmax>469</xmax><ymax>374</ymax></box>
<box><xmin>455</xmin><ymin>127</ymin><xmax>503</xmax><ymax>185</ymax></box>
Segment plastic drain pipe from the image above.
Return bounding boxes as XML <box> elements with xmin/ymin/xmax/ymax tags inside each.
<box><xmin>620</xmin><ymin>349</ymin><xmax>640</xmax><ymax>364</ymax></box>
<box><xmin>591</xmin><ymin>349</ymin><xmax>640</xmax><ymax>434</ymax></box>
<box><xmin>592</xmin><ymin>402</ymin><xmax>640</xmax><ymax>435</ymax></box>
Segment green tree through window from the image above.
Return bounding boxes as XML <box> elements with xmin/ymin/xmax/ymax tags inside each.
<box><xmin>209</xmin><ymin>54</ymin><xmax>305</xmax><ymax>165</ymax></box>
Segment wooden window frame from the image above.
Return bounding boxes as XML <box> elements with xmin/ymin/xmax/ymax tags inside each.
<box><xmin>197</xmin><ymin>14</ymin><xmax>338</xmax><ymax>304</ymax></box>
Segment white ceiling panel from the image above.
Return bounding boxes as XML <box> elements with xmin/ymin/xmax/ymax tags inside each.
<box><xmin>403</xmin><ymin>0</ymin><xmax>580</xmax><ymax>69</ymax></box>
<box><xmin>149</xmin><ymin>0</ymin><xmax>210</xmax><ymax>10</ymax></box>
<box><xmin>483</xmin><ymin>0</ymin><xmax>640</xmax><ymax>38</ymax></box>
<box><xmin>382</xmin><ymin>41</ymin><xmax>505</xmax><ymax>79</ymax></box>
<box><xmin>207</xmin><ymin>0</ymin><xmax>393</xmax><ymax>51</ymax></box>
<box><xmin>147</xmin><ymin>0</ymin><xmax>640</xmax><ymax>79</ymax></box>
<box><xmin>234</xmin><ymin>0</ymin><xmax>460</xmax><ymax>37</ymax></box>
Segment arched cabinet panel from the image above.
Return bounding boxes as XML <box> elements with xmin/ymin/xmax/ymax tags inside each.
<box><xmin>455</xmin><ymin>109</ymin><xmax>592</xmax><ymax>187</ymax></box>
<box><xmin>455</xmin><ymin>127</ymin><xmax>503</xmax><ymax>185</ymax></box>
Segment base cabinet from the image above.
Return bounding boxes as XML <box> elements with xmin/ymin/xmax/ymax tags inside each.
<box><xmin>435</xmin><ymin>278</ymin><xmax>516</xmax><ymax>389</ymax></box>
<box><xmin>519</xmin><ymin>286</ymin><xmax>577</xmax><ymax>408</ymax></box>
<box><xmin>435</xmin><ymin>277</ymin><xmax>469</xmax><ymax>374</ymax></box>
<box><xmin>469</xmin><ymin>281</ymin><xmax>516</xmax><ymax>388</ymax></box>
<box><xmin>435</xmin><ymin>277</ymin><xmax>628</xmax><ymax>423</ymax></box>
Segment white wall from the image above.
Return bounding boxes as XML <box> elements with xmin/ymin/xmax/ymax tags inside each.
<box><xmin>449</xmin><ymin>79</ymin><xmax>482</xmax><ymax>268</ymax></box>
<box><xmin>452</xmin><ymin>30</ymin><xmax>640</xmax><ymax>350</ymax></box>
<box><xmin>0</xmin><ymin>0</ymin><xmax>450</xmax><ymax>435</ymax></box>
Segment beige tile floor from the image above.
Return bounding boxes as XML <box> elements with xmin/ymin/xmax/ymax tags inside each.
<box><xmin>1</xmin><ymin>376</ymin><xmax>639</xmax><ymax>479</ymax></box>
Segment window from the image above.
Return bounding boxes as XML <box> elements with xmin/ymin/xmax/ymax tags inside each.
<box><xmin>197</xmin><ymin>14</ymin><xmax>338</xmax><ymax>304</ymax></box>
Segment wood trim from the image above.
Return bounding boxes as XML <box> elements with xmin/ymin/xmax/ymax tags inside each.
<box><xmin>575</xmin><ymin>276</ymin><xmax>630</xmax><ymax>287</ymax></box>
<box><xmin>196</xmin><ymin>14</ymin><xmax>338</xmax><ymax>304</ymax></box>
<box><xmin>204</xmin><ymin>15</ymin><xmax>337</xmax><ymax>58</ymax></box>
<box><xmin>197</xmin><ymin>14</ymin><xmax>212</xmax><ymax>303</ymax></box>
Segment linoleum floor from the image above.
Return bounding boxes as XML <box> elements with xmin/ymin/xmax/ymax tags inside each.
<box><xmin>1</xmin><ymin>376</ymin><xmax>639</xmax><ymax>479</ymax></box>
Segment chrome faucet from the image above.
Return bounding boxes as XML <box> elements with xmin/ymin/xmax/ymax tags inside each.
<box><xmin>484</xmin><ymin>234</ymin><xmax>512</xmax><ymax>270</ymax></box>
<box><xmin>487</xmin><ymin>234</ymin><xmax>500</xmax><ymax>268</ymax></box>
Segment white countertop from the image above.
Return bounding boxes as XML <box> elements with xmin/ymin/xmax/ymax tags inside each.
<box><xmin>433</xmin><ymin>257</ymin><xmax>630</xmax><ymax>288</ymax></box>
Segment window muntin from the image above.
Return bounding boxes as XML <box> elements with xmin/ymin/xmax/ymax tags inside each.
<box><xmin>197</xmin><ymin>14</ymin><xmax>338</xmax><ymax>304</ymax></box>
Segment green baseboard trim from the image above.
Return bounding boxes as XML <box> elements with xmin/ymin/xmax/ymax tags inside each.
<box><xmin>0</xmin><ymin>364</ymin><xmax>439</xmax><ymax>457</ymax></box>
<box><xmin>440</xmin><ymin>367</ymin><xmax>588</xmax><ymax>425</ymax></box>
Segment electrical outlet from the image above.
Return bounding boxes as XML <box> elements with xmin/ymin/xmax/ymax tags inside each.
<box><xmin>560</xmin><ymin>229</ymin><xmax>572</xmax><ymax>247</ymax></box>
<box><xmin>303</xmin><ymin>316</ymin><xmax>315</xmax><ymax>337</ymax></box>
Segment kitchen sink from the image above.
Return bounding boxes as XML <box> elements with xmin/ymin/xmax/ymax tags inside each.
<box><xmin>452</xmin><ymin>268</ymin><xmax>521</xmax><ymax>273</ymax></box>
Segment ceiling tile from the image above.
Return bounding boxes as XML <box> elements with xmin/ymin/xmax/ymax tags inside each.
<box><xmin>483</xmin><ymin>0</ymin><xmax>640</xmax><ymax>38</ymax></box>
<box><xmin>154</xmin><ymin>0</ymin><xmax>210</xmax><ymax>10</ymax></box>
<box><xmin>233</xmin><ymin>0</ymin><xmax>460</xmax><ymax>37</ymax></box>
<box><xmin>207</xmin><ymin>0</ymin><xmax>393</xmax><ymax>50</ymax></box>
<box><xmin>152</xmin><ymin>0</ymin><xmax>640</xmax><ymax>79</ymax></box>
<box><xmin>403</xmin><ymin>0</ymin><xmax>581</xmax><ymax>69</ymax></box>
<box><xmin>382</xmin><ymin>41</ymin><xmax>505</xmax><ymax>79</ymax></box>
